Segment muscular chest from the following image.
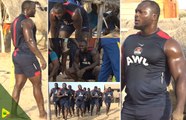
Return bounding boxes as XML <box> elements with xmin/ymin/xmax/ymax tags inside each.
<box><xmin>124</xmin><ymin>36</ymin><xmax>166</xmax><ymax>67</ymax></box>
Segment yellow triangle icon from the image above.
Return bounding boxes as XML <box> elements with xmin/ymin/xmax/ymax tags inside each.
<box><xmin>2</xmin><ymin>108</ymin><xmax>10</xmax><ymax>118</ymax></box>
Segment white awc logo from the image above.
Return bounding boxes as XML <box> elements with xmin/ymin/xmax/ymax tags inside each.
<box><xmin>127</xmin><ymin>55</ymin><xmax>149</xmax><ymax>66</ymax></box>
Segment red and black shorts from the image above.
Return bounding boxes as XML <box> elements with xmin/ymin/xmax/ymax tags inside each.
<box><xmin>12</xmin><ymin>50</ymin><xmax>41</xmax><ymax>78</ymax></box>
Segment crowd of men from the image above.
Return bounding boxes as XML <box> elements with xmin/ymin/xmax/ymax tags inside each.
<box><xmin>49</xmin><ymin>83</ymin><xmax>114</xmax><ymax>119</ymax></box>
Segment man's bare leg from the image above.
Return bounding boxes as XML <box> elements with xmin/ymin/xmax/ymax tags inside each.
<box><xmin>91</xmin><ymin>105</ymin><xmax>94</xmax><ymax>116</ymax></box>
<box><xmin>61</xmin><ymin>52</ymin><xmax>69</xmax><ymax>74</ymax></box>
<box><xmin>12</xmin><ymin>74</ymin><xmax>27</xmax><ymax>115</ymax></box>
<box><xmin>64</xmin><ymin>107</ymin><xmax>68</xmax><ymax>120</ymax></box>
<box><xmin>65</xmin><ymin>68</ymin><xmax>79</xmax><ymax>81</ymax></box>
<box><xmin>29</xmin><ymin>75</ymin><xmax>47</xmax><ymax>119</ymax></box>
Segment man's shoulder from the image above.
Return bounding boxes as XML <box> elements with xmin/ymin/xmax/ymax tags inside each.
<box><xmin>51</xmin><ymin>88</ymin><xmax>55</xmax><ymax>91</ymax></box>
<box><xmin>90</xmin><ymin>48</ymin><xmax>98</xmax><ymax>55</ymax></box>
<box><xmin>21</xmin><ymin>18</ymin><xmax>34</xmax><ymax>27</ymax></box>
<box><xmin>126</xmin><ymin>33</ymin><xmax>139</xmax><ymax>39</ymax></box>
<box><xmin>156</xmin><ymin>29</ymin><xmax>171</xmax><ymax>40</ymax></box>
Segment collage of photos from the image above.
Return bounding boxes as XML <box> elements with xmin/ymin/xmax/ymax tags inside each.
<box><xmin>0</xmin><ymin>0</ymin><xmax>186</xmax><ymax>120</ymax></box>
<box><xmin>48</xmin><ymin>0</ymin><xmax>120</xmax><ymax>119</ymax></box>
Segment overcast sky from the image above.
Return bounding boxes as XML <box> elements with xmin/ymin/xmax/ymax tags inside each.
<box><xmin>178</xmin><ymin>0</ymin><xmax>186</xmax><ymax>9</ymax></box>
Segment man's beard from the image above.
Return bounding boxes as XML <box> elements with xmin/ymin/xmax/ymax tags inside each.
<box><xmin>134</xmin><ymin>25</ymin><xmax>144</xmax><ymax>30</ymax></box>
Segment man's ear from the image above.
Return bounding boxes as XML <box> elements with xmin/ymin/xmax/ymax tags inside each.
<box><xmin>152</xmin><ymin>13</ymin><xmax>158</xmax><ymax>21</ymax></box>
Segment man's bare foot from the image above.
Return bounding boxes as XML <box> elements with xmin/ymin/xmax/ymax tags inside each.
<box><xmin>39</xmin><ymin>112</ymin><xmax>47</xmax><ymax>119</ymax></box>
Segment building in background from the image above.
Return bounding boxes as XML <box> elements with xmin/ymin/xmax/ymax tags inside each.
<box><xmin>121</xmin><ymin>0</ymin><xmax>178</xmax><ymax>19</ymax></box>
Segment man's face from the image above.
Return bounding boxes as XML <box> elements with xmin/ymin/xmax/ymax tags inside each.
<box><xmin>78</xmin><ymin>85</ymin><xmax>82</xmax><ymax>90</ymax></box>
<box><xmin>53</xmin><ymin>9</ymin><xmax>64</xmax><ymax>20</ymax></box>
<box><xmin>134</xmin><ymin>2</ymin><xmax>154</xmax><ymax>30</ymax></box>
<box><xmin>94</xmin><ymin>86</ymin><xmax>97</xmax><ymax>90</ymax></box>
<box><xmin>68</xmin><ymin>85</ymin><xmax>71</xmax><ymax>89</ymax></box>
<box><xmin>54</xmin><ymin>83</ymin><xmax>58</xmax><ymax>88</ymax></box>
<box><xmin>28</xmin><ymin>3</ymin><xmax>36</xmax><ymax>17</ymax></box>
<box><xmin>84</xmin><ymin>87</ymin><xmax>86</xmax><ymax>91</ymax></box>
<box><xmin>62</xmin><ymin>83</ymin><xmax>67</xmax><ymax>89</ymax></box>
<box><xmin>98</xmin><ymin>88</ymin><xmax>101</xmax><ymax>92</ymax></box>
<box><xmin>79</xmin><ymin>42</ymin><xmax>87</xmax><ymax>52</ymax></box>
<box><xmin>108</xmin><ymin>87</ymin><xmax>111</xmax><ymax>92</ymax></box>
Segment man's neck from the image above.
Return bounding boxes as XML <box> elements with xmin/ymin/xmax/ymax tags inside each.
<box><xmin>140</xmin><ymin>24</ymin><xmax>158</xmax><ymax>36</ymax></box>
<box><xmin>22</xmin><ymin>12</ymin><xmax>29</xmax><ymax>18</ymax></box>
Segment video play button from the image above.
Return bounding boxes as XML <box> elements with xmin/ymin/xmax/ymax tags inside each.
<box><xmin>2</xmin><ymin>108</ymin><xmax>10</xmax><ymax>118</ymax></box>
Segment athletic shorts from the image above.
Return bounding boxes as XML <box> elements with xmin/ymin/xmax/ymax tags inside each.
<box><xmin>91</xmin><ymin>99</ymin><xmax>100</xmax><ymax>106</ymax></box>
<box><xmin>105</xmin><ymin>98</ymin><xmax>112</xmax><ymax>103</ymax></box>
<box><xmin>12</xmin><ymin>50</ymin><xmax>41</xmax><ymax>78</ymax></box>
<box><xmin>82</xmin><ymin>69</ymin><xmax>96</xmax><ymax>80</ymax></box>
<box><xmin>60</xmin><ymin>99</ymin><xmax>69</xmax><ymax>108</ymax></box>
<box><xmin>105</xmin><ymin>101</ymin><xmax>111</xmax><ymax>107</ymax></box>
<box><xmin>76</xmin><ymin>101</ymin><xmax>85</xmax><ymax>109</ymax></box>
<box><xmin>50</xmin><ymin>51</ymin><xmax>58</xmax><ymax>61</ymax></box>
<box><xmin>69</xmin><ymin>100</ymin><xmax>75</xmax><ymax>107</ymax></box>
<box><xmin>121</xmin><ymin>103</ymin><xmax>172</xmax><ymax>120</ymax></box>
<box><xmin>60</xmin><ymin>23</ymin><xmax>89</xmax><ymax>35</ymax></box>
<box><xmin>54</xmin><ymin>100</ymin><xmax>60</xmax><ymax>106</ymax></box>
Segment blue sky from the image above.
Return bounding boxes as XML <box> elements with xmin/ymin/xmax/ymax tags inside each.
<box><xmin>48</xmin><ymin>82</ymin><xmax>119</xmax><ymax>92</ymax></box>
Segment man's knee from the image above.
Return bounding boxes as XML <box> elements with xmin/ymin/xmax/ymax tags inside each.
<box><xmin>29</xmin><ymin>76</ymin><xmax>42</xmax><ymax>87</ymax></box>
<box><xmin>65</xmin><ymin>68</ymin><xmax>71</xmax><ymax>76</ymax></box>
<box><xmin>66</xmin><ymin>67</ymin><xmax>75</xmax><ymax>75</ymax></box>
<box><xmin>93</xmin><ymin>66</ymin><xmax>100</xmax><ymax>76</ymax></box>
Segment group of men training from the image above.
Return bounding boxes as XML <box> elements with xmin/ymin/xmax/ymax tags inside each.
<box><xmin>49</xmin><ymin>83</ymin><xmax>113</xmax><ymax>119</ymax></box>
<box><xmin>48</xmin><ymin>0</ymin><xmax>120</xmax><ymax>82</ymax></box>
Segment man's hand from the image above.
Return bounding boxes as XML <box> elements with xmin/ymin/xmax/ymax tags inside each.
<box><xmin>171</xmin><ymin>110</ymin><xmax>184</xmax><ymax>120</ymax></box>
<box><xmin>40</xmin><ymin>58</ymin><xmax>47</xmax><ymax>70</ymax></box>
<box><xmin>77</xmin><ymin>69</ymin><xmax>86</xmax><ymax>78</ymax></box>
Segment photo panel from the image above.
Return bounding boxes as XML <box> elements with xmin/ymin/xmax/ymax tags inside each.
<box><xmin>0</xmin><ymin>0</ymin><xmax>48</xmax><ymax>119</ymax></box>
<box><xmin>48</xmin><ymin>82</ymin><xmax>120</xmax><ymax>120</ymax></box>
<box><xmin>121</xmin><ymin>0</ymin><xmax>186</xmax><ymax>119</ymax></box>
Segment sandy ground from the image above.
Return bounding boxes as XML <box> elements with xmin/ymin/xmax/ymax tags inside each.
<box><xmin>0</xmin><ymin>46</ymin><xmax>48</xmax><ymax>120</ymax></box>
<box><xmin>49</xmin><ymin>103</ymin><xmax>120</xmax><ymax>120</ymax></box>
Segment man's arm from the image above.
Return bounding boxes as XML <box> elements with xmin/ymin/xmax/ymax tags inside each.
<box><xmin>74</xmin><ymin>91</ymin><xmax>77</xmax><ymax>100</ymax></box>
<box><xmin>72</xmin><ymin>50</ymin><xmax>80</xmax><ymax>71</ymax></box>
<box><xmin>22</xmin><ymin>19</ymin><xmax>46</xmax><ymax>70</ymax></box>
<box><xmin>49</xmin><ymin>11</ymin><xmax>58</xmax><ymax>38</ymax></box>
<box><xmin>57</xmin><ymin>90</ymin><xmax>64</xmax><ymax>98</ymax></box>
<box><xmin>72</xmin><ymin>8</ymin><xmax>83</xmax><ymax>41</ymax></box>
<box><xmin>121</xmin><ymin>43</ymin><xmax>125</xmax><ymax>91</ymax></box>
<box><xmin>164</xmin><ymin>39</ymin><xmax>186</xmax><ymax>120</ymax></box>
<box><xmin>49</xmin><ymin>59</ymin><xmax>59</xmax><ymax>79</ymax></box>
<box><xmin>49</xmin><ymin>89</ymin><xmax>54</xmax><ymax>98</ymax></box>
